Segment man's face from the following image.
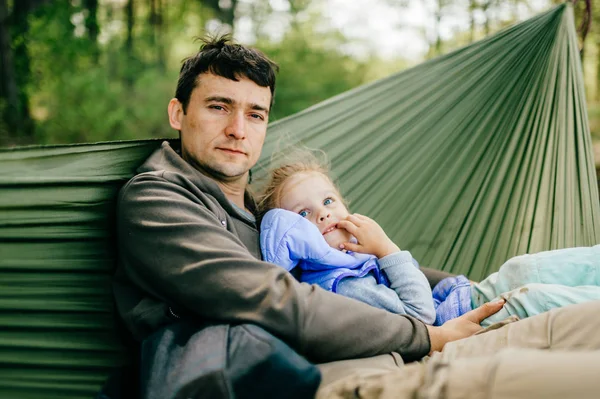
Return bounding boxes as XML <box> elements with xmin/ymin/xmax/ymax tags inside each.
<box><xmin>168</xmin><ymin>73</ymin><xmax>272</xmax><ymax>182</ymax></box>
<box><xmin>278</xmin><ymin>172</ymin><xmax>353</xmax><ymax>249</ymax></box>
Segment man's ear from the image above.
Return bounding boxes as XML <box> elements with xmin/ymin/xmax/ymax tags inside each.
<box><xmin>168</xmin><ymin>98</ymin><xmax>183</xmax><ymax>131</ymax></box>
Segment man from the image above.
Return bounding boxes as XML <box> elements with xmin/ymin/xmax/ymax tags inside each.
<box><xmin>114</xmin><ymin>36</ymin><xmax>600</xmax><ymax>399</ymax></box>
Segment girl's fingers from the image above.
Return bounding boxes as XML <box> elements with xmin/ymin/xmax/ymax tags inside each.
<box><xmin>337</xmin><ymin>220</ymin><xmax>358</xmax><ymax>235</ymax></box>
<box><xmin>346</xmin><ymin>214</ymin><xmax>363</xmax><ymax>226</ymax></box>
<box><xmin>352</xmin><ymin>213</ymin><xmax>369</xmax><ymax>221</ymax></box>
<box><xmin>351</xmin><ymin>213</ymin><xmax>375</xmax><ymax>225</ymax></box>
<box><xmin>340</xmin><ymin>241</ymin><xmax>362</xmax><ymax>253</ymax></box>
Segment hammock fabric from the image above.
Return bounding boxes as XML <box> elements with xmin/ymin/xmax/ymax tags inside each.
<box><xmin>0</xmin><ymin>4</ymin><xmax>598</xmax><ymax>398</ymax></box>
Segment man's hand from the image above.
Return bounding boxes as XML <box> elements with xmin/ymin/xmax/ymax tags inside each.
<box><xmin>426</xmin><ymin>299</ymin><xmax>505</xmax><ymax>354</ymax></box>
<box><xmin>337</xmin><ymin>214</ymin><xmax>400</xmax><ymax>258</ymax></box>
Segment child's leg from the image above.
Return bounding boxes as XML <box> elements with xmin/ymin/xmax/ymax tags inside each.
<box><xmin>472</xmin><ymin>244</ymin><xmax>600</xmax><ymax>306</ymax></box>
<box><xmin>478</xmin><ymin>283</ymin><xmax>600</xmax><ymax>327</ymax></box>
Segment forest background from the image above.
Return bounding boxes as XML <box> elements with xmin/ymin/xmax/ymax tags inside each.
<box><xmin>1</xmin><ymin>0</ymin><xmax>598</xmax><ymax>176</ymax></box>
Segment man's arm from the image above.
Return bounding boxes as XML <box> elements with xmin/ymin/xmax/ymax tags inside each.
<box><xmin>117</xmin><ymin>174</ymin><xmax>431</xmax><ymax>363</ymax></box>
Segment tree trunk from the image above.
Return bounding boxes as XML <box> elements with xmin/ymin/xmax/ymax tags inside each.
<box><xmin>596</xmin><ymin>37</ymin><xmax>600</xmax><ymax>100</ymax></box>
<box><xmin>434</xmin><ymin>1</ymin><xmax>442</xmax><ymax>55</ymax></box>
<box><xmin>469</xmin><ymin>0</ymin><xmax>476</xmax><ymax>43</ymax></box>
<box><xmin>149</xmin><ymin>0</ymin><xmax>166</xmax><ymax>72</ymax></box>
<box><xmin>483</xmin><ymin>11</ymin><xmax>490</xmax><ymax>36</ymax></box>
<box><xmin>149</xmin><ymin>0</ymin><xmax>156</xmax><ymax>48</ymax></box>
<box><xmin>83</xmin><ymin>0</ymin><xmax>99</xmax><ymax>62</ymax></box>
<box><xmin>126</xmin><ymin>0</ymin><xmax>134</xmax><ymax>56</ymax></box>
<box><xmin>0</xmin><ymin>0</ymin><xmax>19</xmax><ymax>126</ymax></box>
<box><xmin>156</xmin><ymin>0</ymin><xmax>166</xmax><ymax>72</ymax></box>
<box><xmin>11</xmin><ymin>0</ymin><xmax>35</xmax><ymax>141</ymax></box>
<box><xmin>202</xmin><ymin>0</ymin><xmax>236</xmax><ymax>30</ymax></box>
<box><xmin>482</xmin><ymin>0</ymin><xmax>493</xmax><ymax>37</ymax></box>
<box><xmin>106</xmin><ymin>3</ymin><xmax>118</xmax><ymax>79</ymax></box>
<box><xmin>125</xmin><ymin>0</ymin><xmax>135</xmax><ymax>86</ymax></box>
<box><xmin>222</xmin><ymin>0</ymin><xmax>236</xmax><ymax>30</ymax></box>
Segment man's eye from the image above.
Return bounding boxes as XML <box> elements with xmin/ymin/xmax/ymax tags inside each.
<box><xmin>210</xmin><ymin>105</ymin><xmax>225</xmax><ymax>111</ymax></box>
<box><xmin>250</xmin><ymin>113</ymin><xmax>264</xmax><ymax>120</ymax></box>
<box><xmin>299</xmin><ymin>210</ymin><xmax>308</xmax><ymax>218</ymax></box>
<box><xmin>324</xmin><ymin>198</ymin><xmax>333</xmax><ymax>205</ymax></box>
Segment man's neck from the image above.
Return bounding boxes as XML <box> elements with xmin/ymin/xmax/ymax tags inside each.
<box><xmin>180</xmin><ymin>151</ymin><xmax>249</xmax><ymax>211</ymax></box>
<box><xmin>217</xmin><ymin>179</ymin><xmax>248</xmax><ymax>211</ymax></box>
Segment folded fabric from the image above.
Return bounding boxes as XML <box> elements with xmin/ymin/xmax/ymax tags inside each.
<box><xmin>472</xmin><ymin>244</ymin><xmax>600</xmax><ymax>327</ymax></box>
<box><xmin>432</xmin><ymin>275</ymin><xmax>473</xmax><ymax>326</ymax></box>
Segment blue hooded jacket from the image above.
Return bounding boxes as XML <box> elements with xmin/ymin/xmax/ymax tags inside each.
<box><xmin>260</xmin><ymin>208</ymin><xmax>389</xmax><ymax>292</ymax></box>
<box><xmin>261</xmin><ymin>209</ymin><xmax>480</xmax><ymax>326</ymax></box>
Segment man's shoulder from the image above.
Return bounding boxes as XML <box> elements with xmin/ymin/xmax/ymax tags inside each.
<box><xmin>120</xmin><ymin>168</ymin><xmax>215</xmax><ymax>203</ymax></box>
<box><xmin>119</xmin><ymin>167</ymin><xmax>229</xmax><ymax>220</ymax></box>
<box><xmin>119</xmin><ymin>169</ymin><xmax>168</xmax><ymax>198</ymax></box>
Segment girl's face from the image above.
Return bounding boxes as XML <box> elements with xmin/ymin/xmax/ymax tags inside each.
<box><xmin>278</xmin><ymin>172</ymin><xmax>352</xmax><ymax>249</ymax></box>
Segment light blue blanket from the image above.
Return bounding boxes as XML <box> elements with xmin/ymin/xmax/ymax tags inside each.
<box><xmin>473</xmin><ymin>244</ymin><xmax>600</xmax><ymax>326</ymax></box>
<box><xmin>435</xmin><ymin>245</ymin><xmax>600</xmax><ymax>327</ymax></box>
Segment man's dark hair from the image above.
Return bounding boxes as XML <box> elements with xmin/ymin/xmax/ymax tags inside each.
<box><xmin>175</xmin><ymin>34</ymin><xmax>279</xmax><ymax>113</ymax></box>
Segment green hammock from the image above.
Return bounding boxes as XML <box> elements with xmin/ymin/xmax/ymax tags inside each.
<box><xmin>0</xmin><ymin>4</ymin><xmax>598</xmax><ymax>398</ymax></box>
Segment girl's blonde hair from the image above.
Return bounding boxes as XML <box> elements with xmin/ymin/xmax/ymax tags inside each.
<box><xmin>256</xmin><ymin>148</ymin><xmax>344</xmax><ymax>218</ymax></box>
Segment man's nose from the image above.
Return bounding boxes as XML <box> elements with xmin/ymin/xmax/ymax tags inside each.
<box><xmin>225</xmin><ymin>112</ymin><xmax>246</xmax><ymax>139</ymax></box>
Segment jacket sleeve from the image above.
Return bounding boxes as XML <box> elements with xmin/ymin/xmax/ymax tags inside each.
<box><xmin>378</xmin><ymin>252</ymin><xmax>437</xmax><ymax>325</ymax></box>
<box><xmin>117</xmin><ymin>174</ymin><xmax>431</xmax><ymax>363</ymax></box>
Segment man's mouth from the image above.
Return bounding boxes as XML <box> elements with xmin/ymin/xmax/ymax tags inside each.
<box><xmin>322</xmin><ymin>223</ymin><xmax>337</xmax><ymax>235</ymax></box>
<box><xmin>217</xmin><ymin>147</ymin><xmax>246</xmax><ymax>155</ymax></box>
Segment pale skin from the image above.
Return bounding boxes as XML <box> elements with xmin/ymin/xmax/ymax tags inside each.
<box><xmin>167</xmin><ymin>72</ymin><xmax>271</xmax><ymax>211</ymax></box>
<box><xmin>169</xmin><ymin>72</ymin><xmax>503</xmax><ymax>355</ymax></box>
<box><xmin>278</xmin><ymin>172</ymin><xmax>400</xmax><ymax>258</ymax></box>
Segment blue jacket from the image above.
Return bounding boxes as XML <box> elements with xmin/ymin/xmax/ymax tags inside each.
<box><xmin>260</xmin><ymin>209</ymin><xmax>437</xmax><ymax>324</ymax></box>
<box><xmin>260</xmin><ymin>209</ymin><xmax>389</xmax><ymax>292</ymax></box>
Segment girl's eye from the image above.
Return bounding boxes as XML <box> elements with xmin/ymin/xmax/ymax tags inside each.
<box><xmin>299</xmin><ymin>210</ymin><xmax>308</xmax><ymax>218</ymax></box>
<box><xmin>323</xmin><ymin>198</ymin><xmax>333</xmax><ymax>206</ymax></box>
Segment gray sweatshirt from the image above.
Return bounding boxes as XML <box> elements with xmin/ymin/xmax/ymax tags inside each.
<box><xmin>113</xmin><ymin>141</ymin><xmax>433</xmax><ymax>363</ymax></box>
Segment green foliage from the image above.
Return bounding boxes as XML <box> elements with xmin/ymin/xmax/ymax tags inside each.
<box><xmin>3</xmin><ymin>0</ymin><xmax>598</xmax><ymax>166</ymax></box>
<box><xmin>32</xmin><ymin>64</ymin><xmax>176</xmax><ymax>144</ymax></box>
<box><xmin>261</xmin><ymin>29</ymin><xmax>370</xmax><ymax>121</ymax></box>
<box><xmin>22</xmin><ymin>4</ymin><xmax>173</xmax><ymax>144</ymax></box>
<box><xmin>0</xmin><ymin>0</ymin><xmax>378</xmax><ymax>145</ymax></box>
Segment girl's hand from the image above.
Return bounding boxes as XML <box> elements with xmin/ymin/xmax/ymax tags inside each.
<box><xmin>336</xmin><ymin>214</ymin><xmax>400</xmax><ymax>258</ymax></box>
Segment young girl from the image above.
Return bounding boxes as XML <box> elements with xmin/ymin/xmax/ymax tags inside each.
<box><xmin>257</xmin><ymin>156</ymin><xmax>600</xmax><ymax>326</ymax></box>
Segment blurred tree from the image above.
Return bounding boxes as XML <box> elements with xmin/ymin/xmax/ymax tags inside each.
<box><xmin>433</xmin><ymin>0</ymin><xmax>453</xmax><ymax>54</ymax></box>
<box><xmin>479</xmin><ymin>0</ymin><xmax>496</xmax><ymax>36</ymax></box>
<box><xmin>148</xmin><ymin>0</ymin><xmax>167</xmax><ymax>72</ymax></box>
<box><xmin>468</xmin><ymin>0</ymin><xmax>532</xmax><ymax>43</ymax></box>
<box><xmin>0</xmin><ymin>0</ymin><xmax>19</xmax><ymax>142</ymax></box>
<box><xmin>83</xmin><ymin>0</ymin><xmax>99</xmax><ymax>62</ymax></box>
<box><xmin>0</xmin><ymin>0</ymin><xmax>376</xmax><ymax>145</ymax></box>
<box><xmin>469</xmin><ymin>0</ymin><xmax>476</xmax><ymax>41</ymax></box>
<box><xmin>202</xmin><ymin>0</ymin><xmax>238</xmax><ymax>28</ymax></box>
<box><xmin>6</xmin><ymin>0</ymin><xmax>595</xmax><ymax>152</ymax></box>
<box><xmin>257</xmin><ymin>2</ymin><xmax>369</xmax><ymax>120</ymax></box>
<box><xmin>124</xmin><ymin>0</ymin><xmax>136</xmax><ymax>86</ymax></box>
<box><xmin>2</xmin><ymin>0</ymin><xmax>50</xmax><ymax>143</ymax></box>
